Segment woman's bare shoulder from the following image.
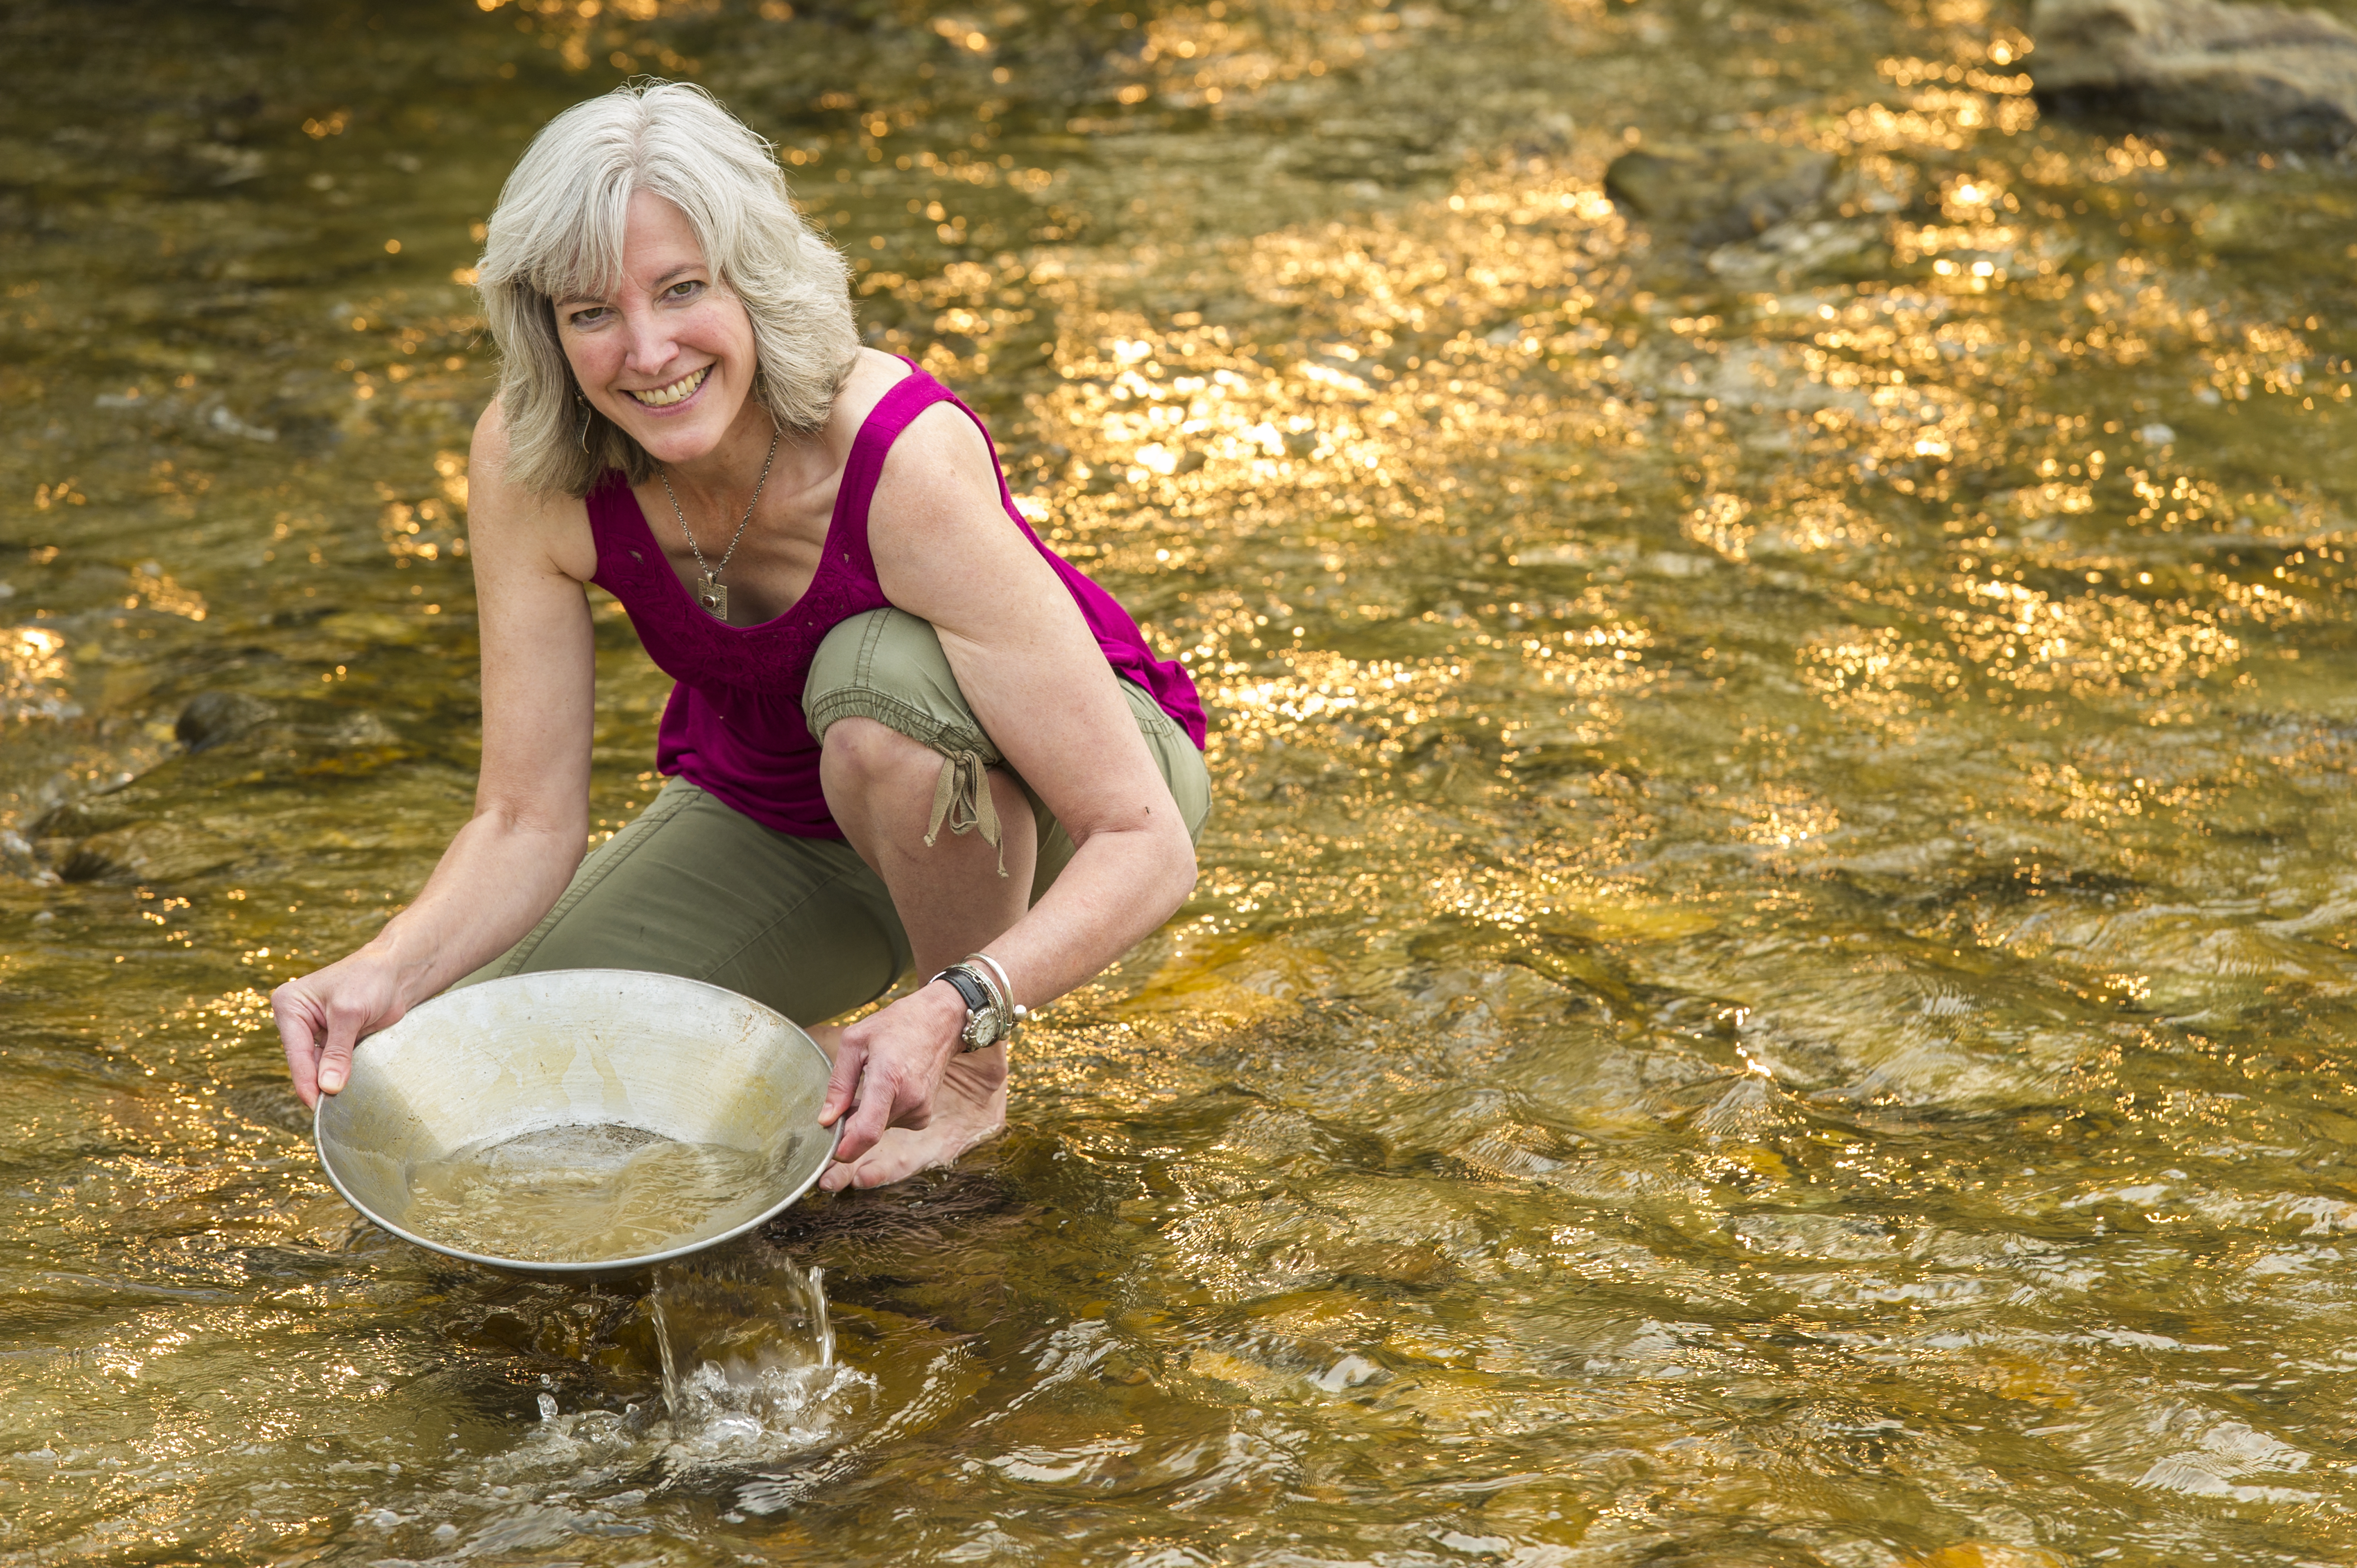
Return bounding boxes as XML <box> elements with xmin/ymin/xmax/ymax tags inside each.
<box><xmin>470</xmin><ymin>400</ymin><xmax>537</xmax><ymax>492</ymax></box>
<box><xmin>820</xmin><ymin>346</ymin><xmax>920</xmax><ymax>446</ymax></box>
<box><xmin>827</xmin><ymin>350</ymin><xmax>1001</xmax><ymax>532</ymax></box>
<box><xmin>872</xmin><ymin>390</ymin><xmax>1002</xmax><ymax>518</ymax></box>
<box><xmin>468</xmin><ymin>399</ymin><xmax>523</xmax><ymax>494</ymax></box>
<box><xmin>467</xmin><ymin>400</ymin><xmax>597</xmax><ymax>578</ymax></box>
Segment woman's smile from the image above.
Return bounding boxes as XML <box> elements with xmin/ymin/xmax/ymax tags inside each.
<box><xmin>624</xmin><ymin>364</ymin><xmax>710</xmax><ymax>409</ymax></box>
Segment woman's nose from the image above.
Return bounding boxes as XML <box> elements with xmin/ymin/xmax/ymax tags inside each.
<box><xmin>620</xmin><ymin>307</ymin><xmax>676</xmax><ymax>375</ymax></box>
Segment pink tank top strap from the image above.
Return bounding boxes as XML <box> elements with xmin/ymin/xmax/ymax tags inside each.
<box><xmin>826</xmin><ymin>362</ymin><xmax>1208</xmax><ymax>751</ymax></box>
<box><xmin>830</xmin><ymin>369</ymin><xmax>959</xmax><ymax>581</ymax></box>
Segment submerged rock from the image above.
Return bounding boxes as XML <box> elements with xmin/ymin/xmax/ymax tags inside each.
<box><xmin>2029</xmin><ymin>0</ymin><xmax>2357</xmax><ymax>147</ymax></box>
<box><xmin>57</xmin><ymin>823</ymin><xmax>242</xmax><ymax>885</ymax></box>
<box><xmin>176</xmin><ymin>690</ymin><xmax>276</xmax><ymax>753</ymax></box>
<box><xmin>34</xmin><ymin>699</ymin><xmax>414</xmax><ymax>886</ymax></box>
<box><xmin>1604</xmin><ymin>140</ymin><xmax>1835</xmax><ymax>250</ymax></box>
<box><xmin>1707</xmin><ymin>216</ymin><xmax>1890</xmax><ymax>286</ymax></box>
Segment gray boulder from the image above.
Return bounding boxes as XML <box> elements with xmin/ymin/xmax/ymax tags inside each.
<box><xmin>2030</xmin><ymin>0</ymin><xmax>2357</xmax><ymax>147</ymax></box>
<box><xmin>176</xmin><ymin>690</ymin><xmax>277</xmax><ymax>753</ymax></box>
<box><xmin>1604</xmin><ymin>141</ymin><xmax>1836</xmax><ymax>250</ymax></box>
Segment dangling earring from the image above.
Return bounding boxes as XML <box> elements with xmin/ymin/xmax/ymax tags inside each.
<box><xmin>575</xmin><ymin>390</ymin><xmax>593</xmax><ymax>452</ymax></box>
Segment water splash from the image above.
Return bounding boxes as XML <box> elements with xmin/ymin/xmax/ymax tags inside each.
<box><xmin>640</xmin><ymin>1251</ymin><xmax>869</xmax><ymax>1459</ymax></box>
<box><xmin>472</xmin><ymin>1251</ymin><xmax>874</xmax><ymax>1514</ymax></box>
<box><xmin>649</xmin><ymin>1287</ymin><xmax>682</xmax><ymax>1427</ymax></box>
<box><xmin>325</xmin><ymin>1252</ymin><xmax>876</xmax><ymax>1559</ymax></box>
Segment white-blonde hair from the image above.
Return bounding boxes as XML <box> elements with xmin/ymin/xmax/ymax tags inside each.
<box><xmin>476</xmin><ymin>80</ymin><xmax>858</xmax><ymax>497</ymax></box>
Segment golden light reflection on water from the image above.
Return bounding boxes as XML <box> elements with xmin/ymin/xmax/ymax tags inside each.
<box><xmin>9</xmin><ymin>0</ymin><xmax>2357</xmax><ymax>1560</ymax></box>
<box><xmin>3</xmin><ymin>626</ymin><xmax>74</xmax><ymax>722</ymax></box>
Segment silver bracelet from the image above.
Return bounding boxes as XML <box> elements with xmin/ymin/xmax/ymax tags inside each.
<box><xmin>967</xmin><ymin>951</ymin><xmax>1027</xmax><ymax>1036</ymax></box>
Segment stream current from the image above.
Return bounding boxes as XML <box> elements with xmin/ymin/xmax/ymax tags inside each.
<box><xmin>5</xmin><ymin>0</ymin><xmax>2357</xmax><ymax>1563</ymax></box>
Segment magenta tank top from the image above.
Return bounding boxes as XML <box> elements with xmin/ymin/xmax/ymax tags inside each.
<box><xmin>583</xmin><ymin>363</ymin><xmax>1208</xmax><ymax>839</ymax></box>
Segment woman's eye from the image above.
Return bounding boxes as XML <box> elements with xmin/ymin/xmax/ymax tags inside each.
<box><xmin>569</xmin><ymin>307</ymin><xmax>610</xmax><ymax>327</ymax></box>
<box><xmin>666</xmin><ymin>280</ymin><xmax>703</xmax><ymax>299</ymax></box>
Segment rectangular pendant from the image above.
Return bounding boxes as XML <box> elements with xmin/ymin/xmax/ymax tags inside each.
<box><xmin>695</xmin><ymin>576</ymin><xmax>728</xmax><ymax>619</ymax></box>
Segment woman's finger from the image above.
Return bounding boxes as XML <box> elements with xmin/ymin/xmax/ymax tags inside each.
<box><xmin>316</xmin><ymin>1039</ymin><xmax>357</xmax><ymax>1097</ymax></box>
<box><xmin>315</xmin><ymin>995</ymin><xmax>379</xmax><ymax>1096</ymax></box>
<box><xmin>819</xmin><ymin>1036</ymin><xmax>867</xmax><ymax>1125</ymax></box>
<box><xmin>272</xmin><ymin>988</ymin><xmax>324</xmax><ymax>1109</ymax></box>
<box><xmin>833</xmin><ymin>1058</ymin><xmax>903</xmax><ymax>1163</ymax></box>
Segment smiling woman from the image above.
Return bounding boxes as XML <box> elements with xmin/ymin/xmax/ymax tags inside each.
<box><xmin>270</xmin><ymin>81</ymin><xmax>1210</xmax><ymax>1192</ymax></box>
<box><xmin>478</xmin><ymin>86</ymin><xmax>856</xmax><ymax>495</ymax></box>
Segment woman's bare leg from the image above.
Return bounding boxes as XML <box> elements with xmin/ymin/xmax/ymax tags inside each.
<box><xmin>816</xmin><ymin>716</ymin><xmax>1037</xmax><ymax>1188</ymax></box>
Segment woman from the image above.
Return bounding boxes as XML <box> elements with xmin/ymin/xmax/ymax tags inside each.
<box><xmin>272</xmin><ymin>81</ymin><xmax>1209</xmax><ymax>1192</ymax></box>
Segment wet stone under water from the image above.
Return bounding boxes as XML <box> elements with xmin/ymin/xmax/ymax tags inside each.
<box><xmin>7</xmin><ymin>0</ymin><xmax>2357</xmax><ymax>1563</ymax></box>
<box><xmin>401</xmin><ymin>1124</ymin><xmax>781</xmax><ymax>1264</ymax></box>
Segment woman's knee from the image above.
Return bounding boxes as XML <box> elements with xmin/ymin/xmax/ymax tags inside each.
<box><xmin>821</xmin><ymin>714</ymin><xmax>1034</xmax><ymax>880</ymax></box>
<box><xmin>805</xmin><ymin>607</ymin><xmax>1000</xmax><ymax>767</ymax></box>
<box><xmin>819</xmin><ymin>715</ymin><xmax>944</xmax><ymax>799</ymax></box>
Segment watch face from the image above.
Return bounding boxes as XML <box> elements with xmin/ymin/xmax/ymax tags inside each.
<box><xmin>941</xmin><ymin>966</ymin><xmax>997</xmax><ymax>1050</ymax></box>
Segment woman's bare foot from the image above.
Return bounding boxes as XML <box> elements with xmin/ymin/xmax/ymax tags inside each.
<box><xmin>816</xmin><ymin>1044</ymin><xmax>1007</xmax><ymax>1191</ymax></box>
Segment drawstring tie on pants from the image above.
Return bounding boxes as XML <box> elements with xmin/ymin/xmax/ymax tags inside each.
<box><xmin>923</xmin><ymin>749</ymin><xmax>1007</xmax><ymax>877</ymax></box>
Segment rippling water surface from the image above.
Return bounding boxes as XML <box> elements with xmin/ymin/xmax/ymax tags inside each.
<box><xmin>7</xmin><ymin>0</ymin><xmax>2357</xmax><ymax>1562</ymax></box>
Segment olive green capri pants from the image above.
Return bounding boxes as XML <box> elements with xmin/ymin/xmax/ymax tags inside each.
<box><xmin>457</xmin><ymin>607</ymin><xmax>1212</xmax><ymax>1026</ymax></box>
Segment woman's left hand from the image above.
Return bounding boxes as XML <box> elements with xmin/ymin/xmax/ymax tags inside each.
<box><xmin>817</xmin><ymin>979</ymin><xmax>971</xmax><ymax>1179</ymax></box>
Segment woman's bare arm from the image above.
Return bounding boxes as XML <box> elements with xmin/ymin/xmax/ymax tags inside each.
<box><xmin>816</xmin><ymin>403</ymin><xmax>1197</xmax><ymax>1158</ymax></box>
<box><xmin>272</xmin><ymin>405</ymin><xmax>602</xmax><ymax>1106</ymax></box>
<box><xmin>876</xmin><ymin>412</ymin><xmax>1198</xmax><ymax>999</ymax></box>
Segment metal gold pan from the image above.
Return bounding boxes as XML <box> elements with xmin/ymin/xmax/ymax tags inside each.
<box><xmin>312</xmin><ymin>969</ymin><xmax>841</xmax><ymax>1278</ymax></box>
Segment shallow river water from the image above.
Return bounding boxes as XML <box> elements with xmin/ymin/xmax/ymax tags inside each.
<box><xmin>6</xmin><ymin>0</ymin><xmax>2357</xmax><ymax>1562</ymax></box>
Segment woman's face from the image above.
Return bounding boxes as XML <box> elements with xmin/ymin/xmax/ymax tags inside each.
<box><xmin>554</xmin><ymin>190</ymin><xmax>758</xmax><ymax>467</ymax></box>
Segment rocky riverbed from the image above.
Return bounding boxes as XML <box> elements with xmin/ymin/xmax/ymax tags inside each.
<box><xmin>6</xmin><ymin>0</ymin><xmax>2357</xmax><ymax>1563</ymax></box>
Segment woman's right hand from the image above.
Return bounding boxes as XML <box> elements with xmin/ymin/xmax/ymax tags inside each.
<box><xmin>272</xmin><ymin>945</ymin><xmax>414</xmax><ymax>1109</ymax></box>
<box><xmin>269</xmin><ymin>400</ymin><xmax>600</xmax><ymax>1110</ymax></box>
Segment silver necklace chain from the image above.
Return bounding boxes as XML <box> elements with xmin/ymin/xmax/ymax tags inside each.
<box><xmin>658</xmin><ymin>424</ymin><xmax>782</xmax><ymax>594</ymax></box>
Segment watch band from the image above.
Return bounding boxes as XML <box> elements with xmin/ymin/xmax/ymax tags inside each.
<box><xmin>931</xmin><ymin>964</ymin><xmax>999</xmax><ymax>1051</ymax></box>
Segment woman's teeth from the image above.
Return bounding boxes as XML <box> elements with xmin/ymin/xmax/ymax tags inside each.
<box><xmin>628</xmin><ymin>366</ymin><xmax>709</xmax><ymax>407</ymax></box>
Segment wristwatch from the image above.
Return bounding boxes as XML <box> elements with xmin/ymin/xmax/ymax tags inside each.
<box><xmin>933</xmin><ymin>963</ymin><xmax>1004</xmax><ymax>1052</ymax></box>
